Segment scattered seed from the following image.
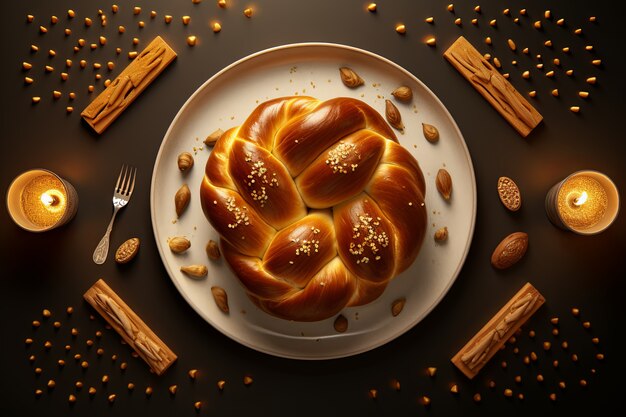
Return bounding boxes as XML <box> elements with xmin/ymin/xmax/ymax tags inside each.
<box><xmin>472</xmin><ymin>18</ymin><xmax>478</xmax><ymax>25</ymax></box>
<box><xmin>421</xmin><ymin>396</ymin><xmax>431</xmax><ymax>406</ymax></box>
<box><xmin>244</xmin><ymin>375</ymin><xmax>253</xmax><ymax>386</ymax></box>
<box><xmin>58</xmin><ymin>359</ymin><xmax>65</xmax><ymax>367</ymax></box>
<box><xmin>473</xmin><ymin>393</ymin><xmax>482</xmax><ymax>403</ymax></box>
<box><xmin>501</xmin><ymin>361</ymin><xmax>507</xmax><ymax>369</ymax></box>
<box><xmin>592</xmin><ymin>60</ymin><xmax>602</xmax><ymax>67</ymax></box>
<box><xmin>553</xmin><ymin>360</ymin><xmax>559</xmax><ymax>368</ymax></box>
<box><xmin>68</xmin><ymin>394</ymin><xmax>76</xmax><ymax>404</ymax></box>
<box><xmin>29</xmin><ymin>355</ymin><xmax>36</xmax><ymax>362</ymax></box>
<box><xmin>145</xmin><ymin>386</ymin><xmax>153</xmax><ymax>396</ymax></box>
<box><xmin>503</xmin><ymin>8</ymin><xmax>510</xmax><ymax>16</ymax></box>
<box><xmin>566</xmin><ymin>69</ymin><xmax>574</xmax><ymax>76</ymax></box>
<box><xmin>585</xmin><ymin>45</ymin><xmax>594</xmax><ymax>51</ymax></box>
<box><xmin>537</xmin><ymin>374</ymin><xmax>544</xmax><ymax>382</ymax></box>
<box><xmin>557</xmin><ymin>18</ymin><xmax>565</xmax><ymax>26</ymax></box>
<box><xmin>561</xmin><ymin>341</ymin><xmax>569</xmax><ymax>349</ymax></box>
<box><xmin>536</xmin><ymin>63</ymin><xmax>544</xmax><ymax>69</ymax></box>
<box><xmin>212</xmin><ymin>22</ymin><xmax>222</xmax><ymax>32</ymax></box>
<box><xmin>217</xmin><ymin>380</ymin><xmax>226</xmax><ymax>390</ymax></box>
<box><xmin>35</xmin><ymin>367</ymin><xmax>42</xmax><ymax>374</ymax></box>
<box><xmin>563</xmin><ymin>47</ymin><xmax>571</xmax><ymax>53</ymax></box>
<box><xmin>504</xmin><ymin>388</ymin><xmax>513</xmax><ymax>397</ymax></box>
<box><xmin>133</xmin><ymin>6</ymin><xmax>141</xmax><ymax>15</ymax></box>
<box><xmin>164</xmin><ymin>15</ymin><xmax>173</xmax><ymax>23</ymax></box>
<box><xmin>102</xmin><ymin>375</ymin><xmax>109</xmax><ymax>383</ymax></box>
<box><xmin>520</xmin><ymin>9</ymin><xmax>527</xmax><ymax>15</ymax></box>
<box><xmin>108</xmin><ymin>394</ymin><xmax>116</xmax><ymax>403</ymax></box>
<box><xmin>187</xmin><ymin>36</ymin><xmax>198</xmax><ymax>46</ymax></box>
<box><xmin>450</xmin><ymin>384</ymin><xmax>459</xmax><ymax>394</ymax></box>
<box><xmin>194</xmin><ymin>401</ymin><xmax>202</xmax><ymax>410</ymax></box>
<box><xmin>580</xmin><ymin>379</ymin><xmax>588</xmax><ymax>387</ymax></box>
<box><xmin>84</xmin><ymin>17</ymin><xmax>92</xmax><ymax>27</ymax></box>
<box><xmin>189</xmin><ymin>369</ymin><xmax>198</xmax><ymax>379</ymax></box>
<box><xmin>485</xmin><ymin>37</ymin><xmax>492</xmax><ymax>45</ymax></box>
<box><xmin>120</xmin><ymin>362</ymin><xmax>128</xmax><ymax>370</ymax></box>
<box><xmin>391</xmin><ymin>379</ymin><xmax>401</xmax><ymax>391</ymax></box>
<box><xmin>522</xmin><ymin>71</ymin><xmax>530</xmax><ymax>79</ymax></box>
<box><xmin>31</xmin><ymin>45</ymin><xmax>39</xmax><ymax>52</ymax></box>
<box><xmin>89</xmin><ymin>387</ymin><xmax>97</xmax><ymax>395</ymax></box>
<box><xmin>128</xmin><ymin>51</ymin><xmax>138</xmax><ymax>59</ymax></box>
<box><xmin>596</xmin><ymin>353</ymin><xmax>605</xmax><ymax>360</ymax></box>
<box><xmin>507</xmin><ymin>39</ymin><xmax>516</xmax><ymax>51</ymax></box>
<box><xmin>546</xmin><ymin>70</ymin><xmax>555</xmax><ymax>78</ymax></box>
<box><xmin>395</xmin><ymin>24</ymin><xmax>406</xmax><ymax>34</ymax></box>
<box><xmin>490</xmin><ymin>19</ymin><xmax>497</xmax><ymax>27</ymax></box>
<box><xmin>552</xmin><ymin>328</ymin><xmax>559</xmax><ymax>335</ymax></box>
<box><xmin>488</xmin><ymin>380</ymin><xmax>496</xmax><ymax>389</ymax></box>
<box><xmin>571</xmin><ymin>353</ymin><xmax>579</xmax><ymax>362</ymax></box>
<box><xmin>44</xmin><ymin>341</ymin><xmax>52</xmax><ymax>349</ymax></box>
<box><xmin>574</xmin><ymin>28</ymin><xmax>582</xmax><ymax>35</ymax></box>
<box><xmin>589</xmin><ymin>16</ymin><xmax>597</xmax><ymax>22</ymax></box>
<box><xmin>522</xmin><ymin>47</ymin><xmax>529</xmax><ymax>55</ymax></box>
<box><xmin>169</xmin><ymin>385</ymin><xmax>178</xmax><ymax>395</ymax></box>
<box><xmin>47</xmin><ymin>379</ymin><xmax>56</xmax><ymax>388</ymax></box>
<box><xmin>43</xmin><ymin>310</ymin><xmax>52</xmax><ymax>318</ymax></box>
<box><xmin>27</xmin><ymin>14</ymin><xmax>34</xmax><ymax>23</ymax></box>
<box><xmin>368</xmin><ymin>389</ymin><xmax>377</xmax><ymax>399</ymax></box>
<box><xmin>426</xmin><ymin>37</ymin><xmax>436</xmax><ymax>46</ymax></box>
<box><xmin>592</xmin><ymin>337</ymin><xmax>600</xmax><ymax>344</ymax></box>
<box><xmin>427</xmin><ymin>367</ymin><xmax>437</xmax><ymax>377</ymax></box>
<box><xmin>544</xmin><ymin>40</ymin><xmax>553</xmax><ymax>47</ymax></box>
<box><xmin>455</xmin><ymin>18</ymin><xmax>462</xmax><ymax>26</ymax></box>
<box><xmin>474</xmin><ymin>6</ymin><xmax>481</xmax><ymax>13</ymax></box>
<box><xmin>218</xmin><ymin>0</ymin><xmax>227</xmax><ymax>7</ymax></box>
<box><xmin>81</xmin><ymin>361</ymin><xmax>88</xmax><ymax>369</ymax></box>
<box><xmin>447</xmin><ymin>4</ymin><xmax>454</xmax><ymax>12</ymax></box>
<box><xmin>425</xmin><ymin>17</ymin><xmax>434</xmax><ymax>23</ymax></box>
<box><xmin>570</xmin><ymin>106</ymin><xmax>581</xmax><ymax>113</ymax></box>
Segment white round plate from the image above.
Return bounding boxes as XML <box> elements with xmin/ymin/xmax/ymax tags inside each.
<box><xmin>151</xmin><ymin>43</ymin><xmax>476</xmax><ymax>359</ymax></box>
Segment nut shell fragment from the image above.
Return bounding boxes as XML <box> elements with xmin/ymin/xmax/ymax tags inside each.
<box><xmin>434</xmin><ymin>226</ymin><xmax>448</xmax><ymax>242</ymax></box>
<box><xmin>497</xmin><ymin>176</ymin><xmax>521</xmax><ymax>211</ymax></box>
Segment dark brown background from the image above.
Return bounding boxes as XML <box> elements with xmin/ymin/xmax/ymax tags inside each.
<box><xmin>1</xmin><ymin>0</ymin><xmax>624</xmax><ymax>416</ymax></box>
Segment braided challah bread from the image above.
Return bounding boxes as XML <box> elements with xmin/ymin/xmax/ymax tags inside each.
<box><xmin>201</xmin><ymin>96</ymin><xmax>427</xmax><ymax>321</ymax></box>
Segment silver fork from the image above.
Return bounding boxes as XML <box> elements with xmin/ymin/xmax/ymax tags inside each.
<box><xmin>92</xmin><ymin>165</ymin><xmax>137</xmax><ymax>264</ymax></box>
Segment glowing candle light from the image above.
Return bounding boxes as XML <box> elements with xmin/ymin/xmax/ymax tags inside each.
<box><xmin>6</xmin><ymin>169</ymin><xmax>78</xmax><ymax>232</ymax></box>
<box><xmin>546</xmin><ymin>170</ymin><xmax>619</xmax><ymax>235</ymax></box>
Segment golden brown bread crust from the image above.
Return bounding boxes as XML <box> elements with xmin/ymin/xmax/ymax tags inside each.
<box><xmin>201</xmin><ymin>96</ymin><xmax>426</xmax><ymax>321</ymax></box>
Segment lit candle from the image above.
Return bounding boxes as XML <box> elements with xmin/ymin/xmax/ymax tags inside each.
<box><xmin>6</xmin><ymin>169</ymin><xmax>78</xmax><ymax>232</ymax></box>
<box><xmin>545</xmin><ymin>170</ymin><xmax>619</xmax><ymax>235</ymax></box>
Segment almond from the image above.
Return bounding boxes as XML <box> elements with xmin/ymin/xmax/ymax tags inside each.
<box><xmin>391</xmin><ymin>298</ymin><xmax>406</xmax><ymax>316</ymax></box>
<box><xmin>211</xmin><ymin>286</ymin><xmax>229</xmax><ymax>313</ymax></box>
<box><xmin>491</xmin><ymin>232</ymin><xmax>528</xmax><ymax>269</ymax></box>
<box><xmin>497</xmin><ymin>177</ymin><xmax>521</xmax><ymax>211</ymax></box>
<box><xmin>436</xmin><ymin>169</ymin><xmax>452</xmax><ymax>200</ymax></box>
<box><xmin>334</xmin><ymin>314</ymin><xmax>348</xmax><ymax>333</ymax></box>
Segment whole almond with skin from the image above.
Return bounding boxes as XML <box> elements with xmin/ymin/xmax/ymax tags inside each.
<box><xmin>491</xmin><ymin>232</ymin><xmax>528</xmax><ymax>269</ymax></box>
<box><xmin>436</xmin><ymin>169</ymin><xmax>452</xmax><ymax>200</ymax></box>
<box><xmin>204</xmin><ymin>128</ymin><xmax>223</xmax><ymax>146</ymax></box>
<box><xmin>385</xmin><ymin>99</ymin><xmax>404</xmax><ymax>130</ymax></box>
<box><xmin>175</xmin><ymin>184</ymin><xmax>191</xmax><ymax>217</ymax></box>
<box><xmin>180</xmin><ymin>264</ymin><xmax>208</xmax><ymax>278</ymax></box>
<box><xmin>211</xmin><ymin>286</ymin><xmax>229</xmax><ymax>313</ymax></box>
<box><xmin>422</xmin><ymin>123</ymin><xmax>440</xmax><ymax>143</ymax></box>
<box><xmin>114</xmin><ymin>237</ymin><xmax>140</xmax><ymax>264</ymax></box>
<box><xmin>334</xmin><ymin>314</ymin><xmax>348</xmax><ymax>333</ymax></box>
<box><xmin>391</xmin><ymin>86</ymin><xmax>413</xmax><ymax>102</ymax></box>
<box><xmin>391</xmin><ymin>298</ymin><xmax>406</xmax><ymax>316</ymax></box>
<box><xmin>339</xmin><ymin>67</ymin><xmax>364</xmax><ymax>88</ymax></box>
<box><xmin>169</xmin><ymin>236</ymin><xmax>191</xmax><ymax>253</ymax></box>
<box><xmin>206</xmin><ymin>240</ymin><xmax>221</xmax><ymax>260</ymax></box>
<box><xmin>497</xmin><ymin>176</ymin><xmax>521</xmax><ymax>211</ymax></box>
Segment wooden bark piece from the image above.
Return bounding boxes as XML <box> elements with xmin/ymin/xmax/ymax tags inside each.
<box><xmin>444</xmin><ymin>36</ymin><xmax>542</xmax><ymax>137</ymax></box>
<box><xmin>81</xmin><ymin>36</ymin><xmax>177</xmax><ymax>134</ymax></box>
<box><xmin>84</xmin><ymin>279</ymin><xmax>177</xmax><ymax>375</ymax></box>
<box><xmin>451</xmin><ymin>282</ymin><xmax>545</xmax><ymax>379</ymax></box>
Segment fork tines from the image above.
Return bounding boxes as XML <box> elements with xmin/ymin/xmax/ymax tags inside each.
<box><xmin>116</xmin><ymin>165</ymin><xmax>137</xmax><ymax>197</ymax></box>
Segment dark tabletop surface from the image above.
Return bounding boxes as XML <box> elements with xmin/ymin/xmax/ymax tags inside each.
<box><xmin>1</xmin><ymin>0</ymin><xmax>625</xmax><ymax>416</ymax></box>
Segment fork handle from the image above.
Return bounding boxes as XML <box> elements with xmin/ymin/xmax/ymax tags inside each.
<box><xmin>93</xmin><ymin>209</ymin><xmax>119</xmax><ymax>265</ymax></box>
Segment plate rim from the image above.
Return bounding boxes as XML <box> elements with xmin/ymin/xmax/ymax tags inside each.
<box><xmin>150</xmin><ymin>41</ymin><xmax>477</xmax><ymax>360</ymax></box>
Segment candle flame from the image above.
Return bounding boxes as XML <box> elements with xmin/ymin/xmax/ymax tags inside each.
<box><xmin>40</xmin><ymin>192</ymin><xmax>58</xmax><ymax>207</ymax></box>
<box><xmin>574</xmin><ymin>191</ymin><xmax>588</xmax><ymax>206</ymax></box>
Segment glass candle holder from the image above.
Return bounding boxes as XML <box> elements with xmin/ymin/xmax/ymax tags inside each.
<box><xmin>545</xmin><ymin>170</ymin><xmax>619</xmax><ymax>235</ymax></box>
<box><xmin>6</xmin><ymin>169</ymin><xmax>78</xmax><ymax>232</ymax></box>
